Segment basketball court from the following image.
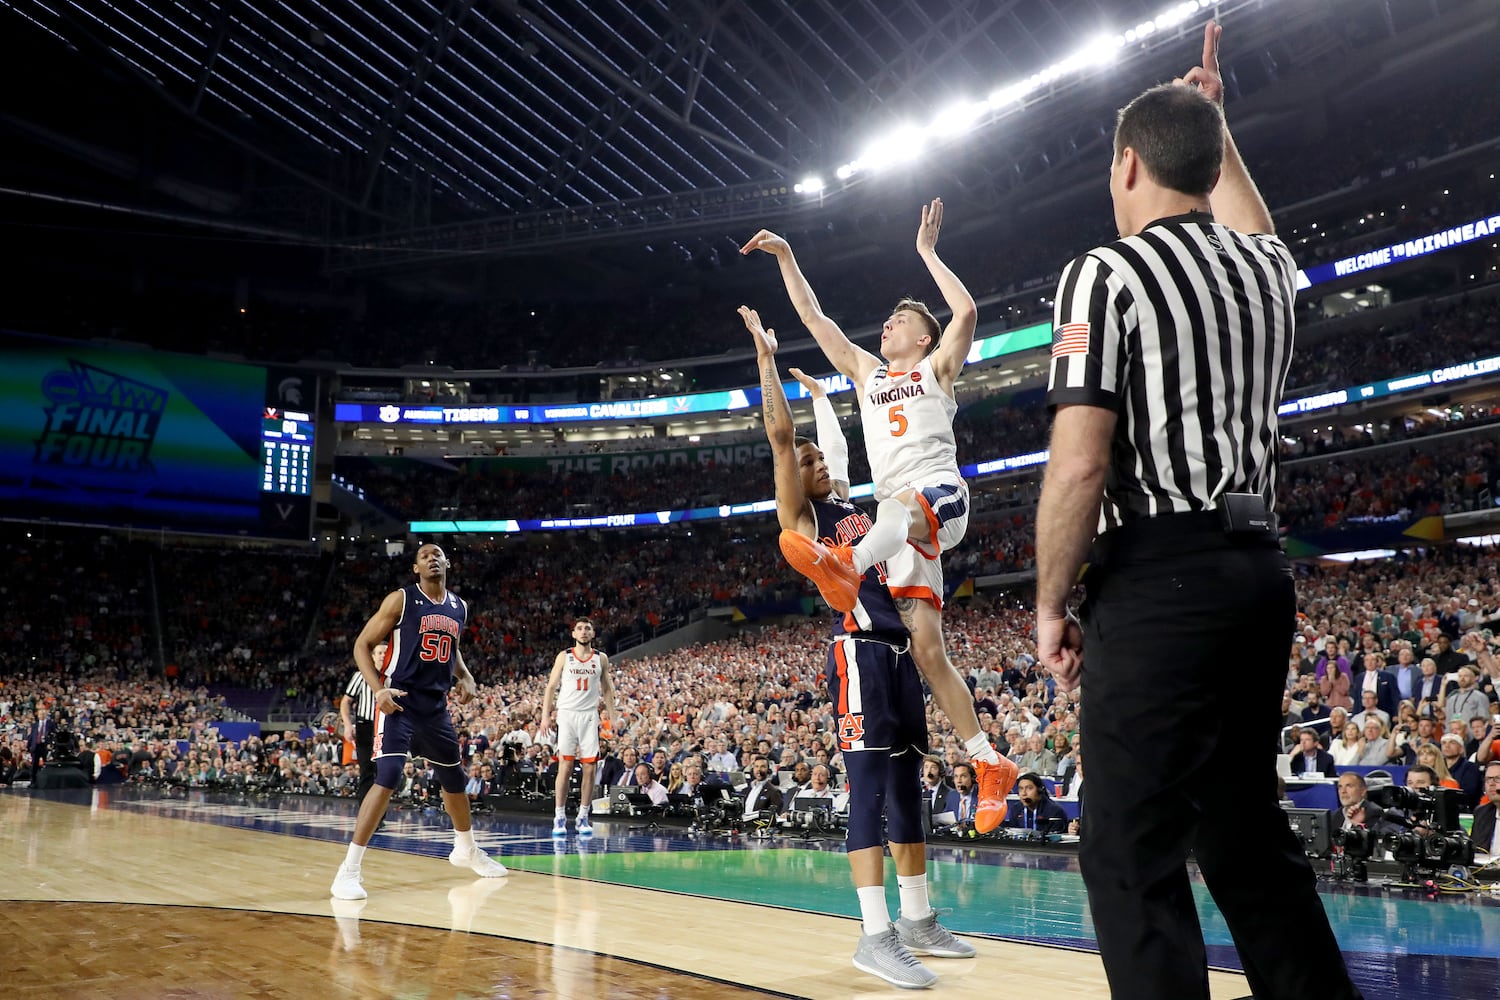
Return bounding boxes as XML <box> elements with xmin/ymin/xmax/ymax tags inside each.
<box><xmin>4</xmin><ymin>788</ymin><xmax>1494</xmax><ymax>998</ymax></box>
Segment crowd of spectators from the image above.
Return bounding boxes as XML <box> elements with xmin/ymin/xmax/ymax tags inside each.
<box><xmin>0</xmin><ymin>666</ymin><xmax>383</xmax><ymax>797</ymax></box>
<box><xmin>1279</xmin><ymin>434</ymin><xmax>1500</xmax><ymax>532</ymax></box>
<box><xmin>0</xmin><ymin>534</ymin><xmax>155</xmax><ymax>679</ymax></box>
<box><xmin>1285</xmin><ymin>296</ymin><xmax>1500</xmax><ymax>394</ymax></box>
<box><xmin>156</xmin><ymin>548</ymin><xmax>329</xmax><ymax>693</ymax></box>
<box><xmin>5</xmin><ymin>394</ymin><xmax>1497</xmax><ymax>755</ymax></box>
<box><xmin>6</xmin><ymin>532</ymin><xmax>1498</xmax><ymax>828</ymax></box>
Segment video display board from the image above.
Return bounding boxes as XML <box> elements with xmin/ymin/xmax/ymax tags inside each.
<box><xmin>0</xmin><ymin>332</ymin><xmax>316</xmax><ymax>539</ymax></box>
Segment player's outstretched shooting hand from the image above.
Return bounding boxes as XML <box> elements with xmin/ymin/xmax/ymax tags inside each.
<box><xmin>738</xmin><ymin>306</ymin><xmax>778</xmax><ymax>356</ymax></box>
<box><xmin>1175</xmin><ymin>21</ymin><xmax>1224</xmax><ymax>106</ymax></box>
<box><xmin>739</xmin><ymin>229</ymin><xmax>791</xmax><ymax>257</ymax></box>
<box><xmin>916</xmin><ymin>197</ymin><xmax>944</xmax><ymax>256</ymax></box>
<box><xmin>787</xmin><ymin>367</ymin><xmax>826</xmax><ymax>399</ymax></box>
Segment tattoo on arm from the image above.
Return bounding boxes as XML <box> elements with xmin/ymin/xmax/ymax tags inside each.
<box><xmin>895</xmin><ymin>598</ymin><xmax>919</xmax><ymax>633</ymax></box>
<box><xmin>761</xmin><ymin>364</ymin><xmax>778</xmax><ymax>427</ymax></box>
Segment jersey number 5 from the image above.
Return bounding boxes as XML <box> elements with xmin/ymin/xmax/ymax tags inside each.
<box><xmin>888</xmin><ymin>404</ymin><xmax>908</xmax><ymax>437</ymax></box>
<box><xmin>419</xmin><ymin>634</ymin><xmax>453</xmax><ymax>661</ymax></box>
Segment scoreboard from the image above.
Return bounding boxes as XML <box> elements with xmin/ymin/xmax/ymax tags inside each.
<box><xmin>261</xmin><ymin>409</ymin><xmax>314</xmax><ymax>496</ymax></box>
<box><xmin>0</xmin><ymin>331</ymin><xmax>319</xmax><ymax>539</ymax></box>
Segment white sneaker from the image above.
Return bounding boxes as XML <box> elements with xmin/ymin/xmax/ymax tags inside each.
<box><xmin>575</xmin><ymin>814</ymin><xmax>593</xmax><ymax>837</ymax></box>
<box><xmin>449</xmin><ymin>845</ymin><xmax>509</xmax><ymax>878</ymax></box>
<box><xmin>551</xmin><ymin>815</ymin><xmax>569</xmax><ymax>837</ymax></box>
<box><xmin>330</xmin><ymin>863</ymin><xmax>368</xmax><ymax>900</ymax></box>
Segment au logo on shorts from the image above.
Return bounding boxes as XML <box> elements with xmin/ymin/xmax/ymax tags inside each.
<box><xmin>838</xmin><ymin>713</ymin><xmax>866</xmax><ymax>750</ymax></box>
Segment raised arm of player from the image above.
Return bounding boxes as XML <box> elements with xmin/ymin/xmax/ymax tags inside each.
<box><xmin>1178</xmin><ymin>21</ymin><xmax>1274</xmax><ymax>236</ymax></box>
<box><xmin>788</xmin><ymin>366</ymin><xmax>850</xmax><ymax>501</ymax></box>
<box><xmin>916</xmin><ymin>198</ymin><xmax>979</xmax><ymax>388</ymax></box>
<box><xmin>354</xmin><ymin>590</ymin><xmax>407</xmax><ymax>713</ymax></box>
<box><xmin>740</xmin><ymin>229</ymin><xmax>881</xmax><ymax>385</ymax></box>
<box><xmin>539</xmin><ymin>651</ymin><xmax>566</xmax><ymax>740</ymax></box>
<box><xmin>740</xmin><ymin>305</ymin><xmax>816</xmax><ymax>537</ymax></box>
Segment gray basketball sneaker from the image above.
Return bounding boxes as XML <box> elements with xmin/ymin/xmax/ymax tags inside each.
<box><xmin>895</xmin><ymin>911</ymin><xmax>977</xmax><ymax>958</ymax></box>
<box><xmin>852</xmin><ymin>926</ymin><xmax>938</xmax><ymax>990</ymax></box>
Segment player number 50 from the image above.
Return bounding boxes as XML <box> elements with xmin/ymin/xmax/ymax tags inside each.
<box><xmin>419</xmin><ymin>634</ymin><xmax>453</xmax><ymax>661</ymax></box>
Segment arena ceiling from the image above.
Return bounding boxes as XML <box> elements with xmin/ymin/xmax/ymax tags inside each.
<box><xmin>0</xmin><ymin>0</ymin><xmax>1477</xmax><ymax>267</ymax></box>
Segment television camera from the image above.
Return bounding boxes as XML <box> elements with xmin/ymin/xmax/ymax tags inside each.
<box><xmin>1330</xmin><ymin>786</ymin><xmax>1475</xmax><ymax>883</ymax></box>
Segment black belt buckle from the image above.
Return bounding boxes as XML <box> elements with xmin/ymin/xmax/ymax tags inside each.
<box><xmin>1216</xmin><ymin>492</ymin><xmax>1277</xmax><ymax>536</ymax></box>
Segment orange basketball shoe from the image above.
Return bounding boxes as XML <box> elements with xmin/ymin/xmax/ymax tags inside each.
<box><xmin>779</xmin><ymin>530</ymin><xmax>861</xmax><ymax>612</ymax></box>
<box><xmin>973</xmin><ymin>756</ymin><xmax>1018</xmax><ymax>834</ymax></box>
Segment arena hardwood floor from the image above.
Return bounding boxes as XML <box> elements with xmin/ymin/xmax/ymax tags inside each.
<box><xmin>0</xmin><ymin>789</ymin><xmax>1259</xmax><ymax>998</ymax></box>
<box><xmin>13</xmin><ymin>785</ymin><xmax>1499</xmax><ymax>999</ymax></box>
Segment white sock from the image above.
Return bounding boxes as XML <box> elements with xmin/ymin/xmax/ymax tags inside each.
<box><xmin>851</xmin><ymin>499</ymin><xmax>912</xmax><ymax>574</ymax></box>
<box><xmin>897</xmin><ymin>873</ymin><xmax>933</xmax><ymax>920</ymax></box>
<box><xmin>343</xmin><ymin>842</ymin><xmax>366</xmax><ymax>869</ymax></box>
<box><xmin>857</xmin><ymin>885</ymin><xmax>891</xmax><ymax>937</ymax></box>
<box><xmin>555</xmin><ymin>806</ymin><xmax>567</xmax><ymax>819</ymax></box>
<box><xmin>965</xmin><ymin>732</ymin><xmax>1000</xmax><ymax>765</ymax></box>
<box><xmin>453</xmin><ymin>828</ymin><xmax>476</xmax><ymax>853</ymax></box>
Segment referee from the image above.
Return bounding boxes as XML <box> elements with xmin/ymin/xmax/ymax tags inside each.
<box><xmin>340</xmin><ymin>643</ymin><xmax>381</xmax><ymax>809</ymax></box>
<box><xmin>1034</xmin><ymin>22</ymin><xmax>1362</xmax><ymax>1000</ymax></box>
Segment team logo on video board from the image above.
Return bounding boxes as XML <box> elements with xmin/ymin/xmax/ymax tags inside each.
<box><xmin>34</xmin><ymin>359</ymin><xmax>168</xmax><ymax>474</ymax></box>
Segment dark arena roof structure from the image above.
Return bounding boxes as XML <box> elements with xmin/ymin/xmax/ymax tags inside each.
<box><xmin>1</xmin><ymin>0</ymin><xmax>1482</xmax><ymax>287</ymax></box>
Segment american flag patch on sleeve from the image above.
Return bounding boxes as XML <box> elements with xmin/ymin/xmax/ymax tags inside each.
<box><xmin>1052</xmin><ymin>322</ymin><xmax>1091</xmax><ymax>358</ymax></box>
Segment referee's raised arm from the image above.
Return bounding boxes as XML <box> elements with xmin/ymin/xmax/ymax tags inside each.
<box><xmin>1032</xmin><ymin>20</ymin><xmax>1365</xmax><ymax>1000</ymax></box>
<box><xmin>1178</xmin><ymin>19</ymin><xmax>1274</xmax><ymax>236</ymax></box>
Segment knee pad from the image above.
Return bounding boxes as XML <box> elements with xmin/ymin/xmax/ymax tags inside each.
<box><xmin>373</xmin><ymin>755</ymin><xmax>406</xmax><ymax>789</ymax></box>
<box><xmin>431</xmin><ymin>761</ymin><xmax>467</xmax><ymax>794</ymax></box>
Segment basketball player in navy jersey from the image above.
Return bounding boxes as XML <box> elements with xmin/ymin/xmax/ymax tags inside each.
<box><xmin>330</xmin><ymin>543</ymin><xmax>509</xmax><ymax>900</ymax></box>
<box><xmin>742</xmin><ymin>306</ymin><xmax>974</xmax><ymax>990</ymax></box>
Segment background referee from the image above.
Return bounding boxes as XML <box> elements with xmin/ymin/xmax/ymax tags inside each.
<box><xmin>340</xmin><ymin>642</ymin><xmax>381</xmax><ymax>809</ymax></box>
<box><xmin>1034</xmin><ymin>22</ymin><xmax>1363</xmax><ymax>1000</ymax></box>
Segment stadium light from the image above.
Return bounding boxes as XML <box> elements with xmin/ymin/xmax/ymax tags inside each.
<box><xmin>827</xmin><ymin>0</ymin><xmax>1220</xmax><ymax>186</ymax></box>
<box><xmin>931</xmin><ymin>100</ymin><xmax>989</xmax><ymax>137</ymax></box>
<box><xmin>793</xmin><ymin>176</ymin><xmax>825</xmax><ymax>195</ymax></box>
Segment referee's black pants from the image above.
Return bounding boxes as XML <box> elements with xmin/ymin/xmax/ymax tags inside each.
<box><xmin>354</xmin><ymin>718</ymin><xmax>376</xmax><ymax>807</ymax></box>
<box><xmin>1077</xmin><ymin>514</ymin><xmax>1363</xmax><ymax>1000</ymax></box>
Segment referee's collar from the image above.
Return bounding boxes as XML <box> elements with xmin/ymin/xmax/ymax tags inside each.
<box><xmin>1144</xmin><ymin>209</ymin><xmax>1214</xmax><ymax>230</ymax></box>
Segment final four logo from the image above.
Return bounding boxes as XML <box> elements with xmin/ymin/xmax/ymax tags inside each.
<box><xmin>34</xmin><ymin>360</ymin><xmax>168</xmax><ymax>473</ymax></box>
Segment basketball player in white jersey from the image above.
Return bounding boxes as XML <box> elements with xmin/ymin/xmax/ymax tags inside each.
<box><xmin>540</xmin><ymin>618</ymin><xmax>615</xmax><ymax>837</ymax></box>
<box><xmin>741</xmin><ymin>198</ymin><xmax>1017</xmax><ymax>832</ymax></box>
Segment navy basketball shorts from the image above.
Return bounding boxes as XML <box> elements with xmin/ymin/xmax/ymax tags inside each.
<box><xmin>825</xmin><ymin>635</ymin><xmax>926</xmax><ymax>755</ymax></box>
<box><xmin>372</xmin><ymin>694</ymin><xmax>462</xmax><ymax>767</ymax></box>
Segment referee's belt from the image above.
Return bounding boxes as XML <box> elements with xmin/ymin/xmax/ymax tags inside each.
<box><xmin>1094</xmin><ymin>497</ymin><xmax>1279</xmax><ymax>563</ymax></box>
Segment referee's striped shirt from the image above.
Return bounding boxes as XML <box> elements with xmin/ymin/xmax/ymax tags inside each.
<box><xmin>344</xmin><ymin>671</ymin><xmax>376</xmax><ymax>723</ymax></box>
<box><xmin>1047</xmin><ymin>210</ymin><xmax>1297</xmax><ymax>532</ymax></box>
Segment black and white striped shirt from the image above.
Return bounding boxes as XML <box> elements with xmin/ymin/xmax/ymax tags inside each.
<box><xmin>343</xmin><ymin>671</ymin><xmax>376</xmax><ymax>723</ymax></box>
<box><xmin>1047</xmin><ymin>210</ymin><xmax>1297</xmax><ymax>532</ymax></box>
